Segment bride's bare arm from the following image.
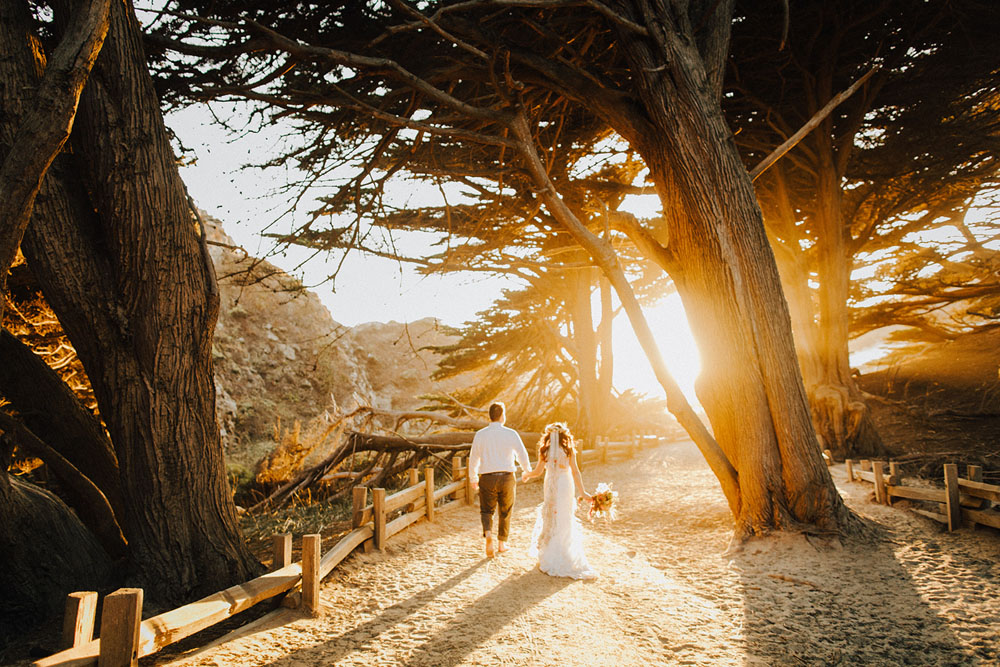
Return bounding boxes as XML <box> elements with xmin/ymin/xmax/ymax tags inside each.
<box><xmin>521</xmin><ymin>456</ymin><xmax>544</xmax><ymax>482</ymax></box>
<box><xmin>569</xmin><ymin>450</ymin><xmax>591</xmax><ymax>501</ymax></box>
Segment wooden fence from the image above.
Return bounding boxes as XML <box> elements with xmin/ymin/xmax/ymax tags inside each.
<box><xmin>845</xmin><ymin>458</ymin><xmax>1000</xmax><ymax>532</ymax></box>
<box><xmin>35</xmin><ymin>434</ymin><xmax>663</xmax><ymax>667</ymax></box>
<box><xmin>577</xmin><ymin>434</ymin><xmax>655</xmax><ymax>467</ymax></box>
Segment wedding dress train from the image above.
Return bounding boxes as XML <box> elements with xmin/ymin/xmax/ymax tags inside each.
<box><xmin>528</xmin><ymin>442</ymin><xmax>597</xmax><ymax>580</ymax></box>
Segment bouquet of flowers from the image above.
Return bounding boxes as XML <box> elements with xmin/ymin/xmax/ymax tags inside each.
<box><xmin>588</xmin><ymin>482</ymin><xmax>618</xmax><ymax>521</ymax></box>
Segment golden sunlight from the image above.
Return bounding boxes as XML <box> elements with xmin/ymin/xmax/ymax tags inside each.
<box><xmin>612</xmin><ymin>293</ymin><xmax>702</xmax><ymax>406</ymax></box>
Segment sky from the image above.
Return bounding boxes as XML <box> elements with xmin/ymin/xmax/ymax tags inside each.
<box><xmin>169</xmin><ymin>105</ymin><xmax>512</xmax><ymax>328</ymax></box>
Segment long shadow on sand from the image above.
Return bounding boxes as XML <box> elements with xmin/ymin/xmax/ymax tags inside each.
<box><xmin>258</xmin><ymin>561</ymin><xmax>570</xmax><ymax>667</ymax></box>
<box><xmin>254</xmin><ymin>558</ymin><xmax>486</xmax><ymax>666</ymax></box>
<box><xmin>400</xmin><ymin>569</ymin><xmax>572</xmax><ymax>667</ymax></box>
<box><xmin>732</xmin><ymin>526</ymin><xmax>981</xmax><ymax>665</ymax></box>
<box><xmin>596</xmin><ymin>441</ymin><xmax>985</xmax><ymax>665</ymax></box>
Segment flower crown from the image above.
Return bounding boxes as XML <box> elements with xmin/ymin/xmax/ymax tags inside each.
<box><xmin>544</xmin><ymin>422</ymin><xmax>568</xmax><ymax>435</ymax></box>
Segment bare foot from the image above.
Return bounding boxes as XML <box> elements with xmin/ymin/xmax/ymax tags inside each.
<box><xmin>485</xmin><ymin>533</ymin><xmax>495</xmax><ymax>558</ymax></box>
<box><xmin>498</xmin><ymin>541</ymin><xmax>508</xmax><ymax>553</ymax></box>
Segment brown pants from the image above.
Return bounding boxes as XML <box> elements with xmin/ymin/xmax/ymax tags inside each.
<box><xmin>478</xmin><ymin>471</ymin><xmax>516</xmax><ymax>541</ymax></box>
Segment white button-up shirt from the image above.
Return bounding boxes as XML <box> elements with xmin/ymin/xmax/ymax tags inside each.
<box><xmin>468</xmin><ymin>422</ymin><xmax>532</xmax><ymax>485</ymax></box>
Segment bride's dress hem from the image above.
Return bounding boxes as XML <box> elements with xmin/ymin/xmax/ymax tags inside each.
<box><xmin>529</xmin><ymin>449</ymin><xmax>598</xmax><ymax>581</ymax></box>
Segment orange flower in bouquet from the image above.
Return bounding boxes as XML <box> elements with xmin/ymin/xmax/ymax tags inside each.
<box><xmin>588</xmin><ymin>482</ymin><xmax>618</xmax><ymax>521</ymax></box>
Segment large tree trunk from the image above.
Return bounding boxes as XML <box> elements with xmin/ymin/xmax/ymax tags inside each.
<box><xmin>597</xmin><ymin>274</ymin><xmax>615</xmax><ymax>402</ymax></box>
<box><xmin>511</xmin><ymin>113</ymin><xmax>742</xmax><ymax>517</ymax></box>
<box><xmin>568</xmin><ymin>268</ymin><xmax>603</xmax><ymax>440</ymax></box>
<box><xmin>758</xmin><ymin>164</ymin><xmax>824</xmax><ymax>388</ymax></box>
<box><xmin>808</xmin><ymin>132</ymin><xmax>885</xmax><ymax>459</ymax></box>
<box><xmin>0</xmin><ymin>0</ymin><xmax>109</xmax><ymax>319</ymax></box>
<box><xmin>16</xmin><ymin>0</ymin><xmax>259</xmax><ymax>603</ymax></box>
<box><xmin>608</xmin><ymin>1</ymin><xmax>851</xmax><ymax>537</ymax></box>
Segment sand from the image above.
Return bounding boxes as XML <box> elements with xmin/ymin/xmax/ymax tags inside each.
<box><xmin>161</xmin><ymin>440</ymin><xmax>1000</xmax><ymax>666</ymax></box>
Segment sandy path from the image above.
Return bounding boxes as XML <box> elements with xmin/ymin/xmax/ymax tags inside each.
<box><xmin>162</xmin><ymin>441</ymin><xmax>1000</xmax><ymax>666</ymax></box>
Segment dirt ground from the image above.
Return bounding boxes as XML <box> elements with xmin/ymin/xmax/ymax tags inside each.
<box><xmin>160</xmin><ymin>440</ymin><xmax>1000</xmax><ymax>667</ymax></box>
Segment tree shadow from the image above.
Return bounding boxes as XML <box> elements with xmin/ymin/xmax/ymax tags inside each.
<box><xmin>401</xmin><ymin>569</ymin><xmax>573</xmax><ymax>667</ymax></box>
<box><xmin>287</xmin><ymin>558</ymin><xmax>486</xmax><ymax>665</ymax></box>
<box><xmin>256</xmin><ymin>564</ymin><xmax>570</xmax><ymax>667</ymax></box>
<box><xmin>732</xmin><ymin>528</ymin><xmax>982</xmax><ymax>665</ymax></box>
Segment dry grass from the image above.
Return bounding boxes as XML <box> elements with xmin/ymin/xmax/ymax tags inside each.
<box><xmin>239</xmin><ymin>495</ymin><xmax>355</xmax><ymax>563</ymax></box>
<box><xmin>254</xmin><ymin>416</ymin><xmax>341</xmax><ymax>485</ymax></box>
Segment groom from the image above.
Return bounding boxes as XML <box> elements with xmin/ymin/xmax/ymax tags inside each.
<box><xmin>468</xmin><ymin>402</ymin><xmax>532</xmax><ymax>558</ymax></box>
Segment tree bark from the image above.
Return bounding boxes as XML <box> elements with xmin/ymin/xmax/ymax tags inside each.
<box><xmin>0</xmin><ymin>412</ymin><xmax>126</xmax><ymax>559</ymax></box>
<box><xmin>807</xmin><ymin>134</ymin><xmax>885</xmax><ymax>459</ymax></box>
<box><xmin>568</xmin><ymin>268</ymin><xmax>603</xmax><ymax>439</ymax></box>
<box><xmin>18</xmin><ymin>0</ymin><xmax>259</xmax><ymax>603</ymax></box>
<box><xmin>597</xmin><ymin>274</ymin><xmax>615</xmax><ymax>401</ymax></box>
<box><xmin>758</xmin><ymin>165</ymin><xmax>823</xmax><ymax>388</ymax></box>
<box><xmin>0</xmin><ymin>0</ymin><xmax>110</xmax><ymax>319</ymax></box>
<box><xmin>603</xmin><ymin>0</ymin><xmax>851</xmax><ymax>537</ymax></box>
<box><xmin>0</xmin><ymin>329</ymin><xmax>123</xmax><ymax>515</ymax></box>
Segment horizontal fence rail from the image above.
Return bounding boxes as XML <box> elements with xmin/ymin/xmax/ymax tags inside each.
<box><xmin>36</xmin><ymin>433</ymin><xmax>666</xmax><ymax>667</ymax></box>
<box><xmin>845</xmin><ymin>458</ymin><xmax>1000</xmax><ymax>532</ymax></box>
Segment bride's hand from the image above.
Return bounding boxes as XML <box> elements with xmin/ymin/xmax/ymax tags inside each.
<box><xmin>521</xmin><ymin>472</ymin><xmax>530</xmax><ymax>483</ymax></box>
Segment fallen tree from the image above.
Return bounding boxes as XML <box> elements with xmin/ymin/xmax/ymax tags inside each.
<box><xmin>250</xmin><ymin>428</ymin><xmax>542</xmax><ymax>512</ymax></box>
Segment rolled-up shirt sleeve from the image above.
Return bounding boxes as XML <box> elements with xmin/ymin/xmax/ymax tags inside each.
<box><xmin>513</xmin><ymin>434</ymin><xmax>532</xmax><ymax>473</ymax></box>
<box><xmin>469</xmin><ymin>431</ymin><xmax>483</xmax><ymax>485</ymax></box>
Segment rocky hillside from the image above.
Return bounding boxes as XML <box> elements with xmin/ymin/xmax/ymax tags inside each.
<box><xmin>206</xmin><ymin>219</ymin><xmax>463</xmax><ymax>466</ymax></box>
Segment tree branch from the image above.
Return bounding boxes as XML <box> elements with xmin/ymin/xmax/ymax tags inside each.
<box><xmin>0</xmin><ymin>412</ymin><xmax>126</xmax><ymax>559</ymax></box>
<box><xmin>0</xmin><ymin>0</ymin><xmax>111</xmax><ymax>319</ymax></box>
<box><xmin>749</xmin><ymin>65</ymin><xmax>878</xmax><ymax>182</ymax></box>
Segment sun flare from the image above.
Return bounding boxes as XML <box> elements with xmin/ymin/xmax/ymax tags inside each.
<box><xmin>611</xmin><ymin>293</ymin><xmax>702</xmax><ymax>406</ymax></box>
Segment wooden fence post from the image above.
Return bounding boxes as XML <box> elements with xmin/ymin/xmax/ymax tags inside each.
<box><xmin>887</xmin><ymin>462</ymin><xmax>900</xmax><ymax>505</ymax></box>
<box><xmin>465</xmin><ymin>464</ymin><xmax>475</xmax><ymax>504</ymax></box>
<box><xmin>352</xmin><ymin>486</ymin><xmax>367</xmax><ymax>528</ymax></box>
<box><xmin>98</xmin><ymin>588</ymin><xmax>143</xmax><ymax>667</ymax></box>
<box><xmin>943</xmin><ymin>463</ymin><xmax>960</xmax><ymax>532</ymax></box>
<box><xmin>872</xmin><ymin>461</ymin><xmax>885</xmax><ymax>504</ymax></box>
<box><xmin>888</xmin><ymin>462</ymin><xmax>900</xmax><ymax>485</ymax></box>
<box><xmin>600</xmin><ymin>436</ymin><xmax>608</xmax><ymax>464</ymax></box>
<box><xmin>630</xmin><ymin>434</ymin><xmax>638</xmax><ymax>458</ymax></box>
<box><xmin>62</xmin><ymin>591</ymin><xmax>98</xmax><ymax>649</ymax></box>
<box><xmin>407</xmin><ymin>468</ymin><xmax>420</xmax><ymax>512</ymax></box>
<box><xmin>302</xmin><ymin>534</ymin><xmax>321</xmax><ymax>616</ymax></box>
<box><xmin>424</xmin><ymin>466</ymin><xmax>435</xmax><ymax>522</ymax></box>
<box><xmin>967</xmin><ymin>465</ymin><xmax>987</xmax><ymax>511</ymax></box>
<box><xmin>353</xmin><ymin>485</ymin><xmax>373</xmax><ymax>552</ymax></box>
<box><xmin>373</xmin><ymin>488</ymin><xmax>387</xmax><ymax>550</ymax></box>
<box><xmin>452</xmin><ymin>457</ymin><xmax>464</xmax><ymax>501</ymax></box>
<box><xmin>845</xmin><ymin>459</ymin><xmax>854</xmax><ymax>482</ymax></box>
<box><xmin>860</xmin><ymin>459</ymin><xmax>871</xmax><ymax>473</ymax></box>
<box><xmin>272</xmin><ymin>533</ymin><xmax>292</xmax><ymax>570</ymax></box>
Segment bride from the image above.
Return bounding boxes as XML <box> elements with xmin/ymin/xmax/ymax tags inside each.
<box><xmin>521</xmin><ymin>423</ymin><xmax>598</xmax><ymax>580</ymax></box>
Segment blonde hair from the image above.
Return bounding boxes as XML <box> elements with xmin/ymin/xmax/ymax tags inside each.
<box><xmin>538</xmin><ymin>422</ymin><xmax>575</xmax><ymax>462</ymax></box>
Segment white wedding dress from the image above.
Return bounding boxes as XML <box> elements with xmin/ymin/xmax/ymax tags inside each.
<box><xmin>528</xmin><ymin>441</ymin><xmax>598</xmax><ymax>579</ymax></box>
